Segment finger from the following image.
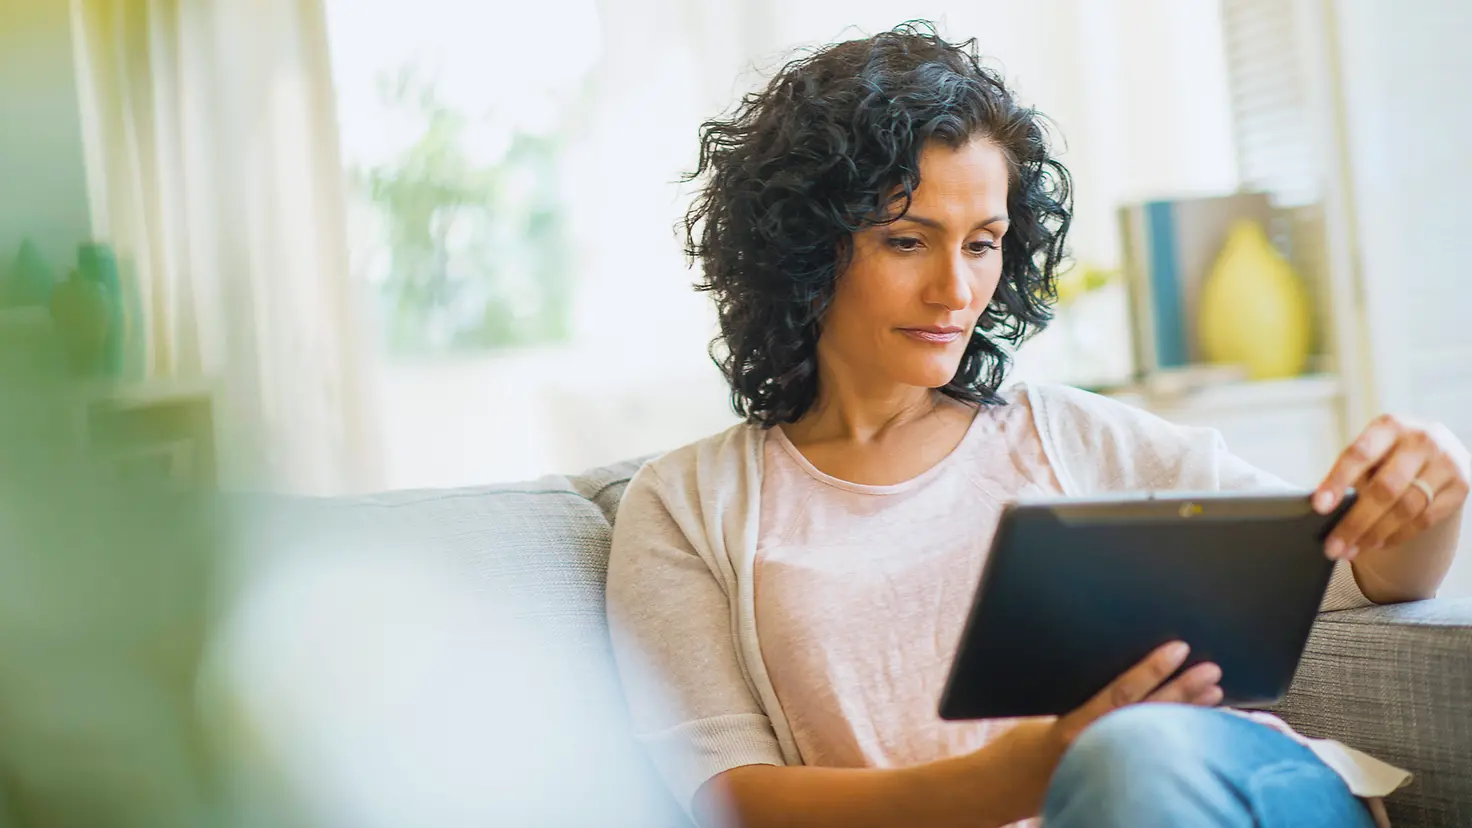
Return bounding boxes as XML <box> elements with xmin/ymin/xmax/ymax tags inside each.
<box><xmin>1315</xmin><ymin>417</ymin><xmax>1401</xmax><ymax>514</ymax></box>
<box><xmin>1067</xmin><ymin>641</ymin><xmax>1190</xmax><ymax>727</ymax></box>
<box><xmin>1359</xmin><ymin>455</ymin><xmax>1447</xmax><ymax>550</ymax></box>
<box><xmin>1326</xmin><ymin>435</ymin><xmax>1433</xmax><ymax>557</ymax></box>
<box><xmin>1145</xmin><ymin>662</ymin><xmax>1222</xmax><ymax>704</ymax></box>
<box><xmin>1382</xmin><ymin>474</ymin><xmax>1470</xmax><ymax>547</ymax></box>
<box><xmin>1190</xmin><ymin>685</ymin><xmax>1224</xmax><ymax>707</ymax></box>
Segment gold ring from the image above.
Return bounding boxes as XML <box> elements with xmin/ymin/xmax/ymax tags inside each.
<box><xmin>1410</xmin><ymin>478</ymin><xmax>1436</xmax><ymax>506</ymax></box>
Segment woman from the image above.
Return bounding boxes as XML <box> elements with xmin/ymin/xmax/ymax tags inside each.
<box><xmin>606</xmin><ymin>23</ymin><xmax>1468</xmax><ymax>828</ymax></box>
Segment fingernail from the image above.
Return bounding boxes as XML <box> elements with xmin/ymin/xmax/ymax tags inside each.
<box><xmin>1313</xmin><ymin>490</ymin><xmax>1335</xmax><ymax>513</ymax></box>
<box><xmin>1201</xmin><ymin>663</ymin><xmax>1222</xmax><ymax>683</ymax></box>
<box><xmin>1326</xmin><ymin>538</ymin><xmax>1345</xmax><ymax>559</ymax></box>
<box><xmin>1344</xmin><ymin>545</ymin><xmax>1360</xmax><ymax>560</ymax></box>
<box><xmin>1166</xmin><ymin>641</ymin><xmax>1189</xmax><ymax>661</ymax></box>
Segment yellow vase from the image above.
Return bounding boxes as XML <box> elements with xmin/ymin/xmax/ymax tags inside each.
<box><xmin>1197</xmin><ymin>220</ymin><xmax>1313</xmax><ymax>380</ymax></box>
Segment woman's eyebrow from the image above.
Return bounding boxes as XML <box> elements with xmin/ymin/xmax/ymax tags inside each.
<box><xmin>894</xmin><ymin>213</ymin><xmax>1010</xmax><ymax>231</ymax></box>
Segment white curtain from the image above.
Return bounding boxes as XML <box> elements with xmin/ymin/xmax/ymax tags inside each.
<box><xmin>70</xmin><ymin>0</ymin><xmax>382</xmax><ymax>495</ymax></box>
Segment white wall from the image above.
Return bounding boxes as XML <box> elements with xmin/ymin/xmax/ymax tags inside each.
<box><xmin>1330</xmin><ymin>0</ymin><xmax>1472</xmax><ymax>596</ymax></box>
<box><xmin>0</xmin><ymin>1</ymin><xmax>92</xmax><ymax>272</ymax></box>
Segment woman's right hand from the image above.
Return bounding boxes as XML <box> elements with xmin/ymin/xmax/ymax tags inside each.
<box><xmin>1053</xmin><ymin>640</ymin><xmax>1222</xmax><ymax>747</ymax></box>
<box><xmin>980</xmin><ymin>641</ymin><xmax>1221</xmax><ymax>824</ymax></box>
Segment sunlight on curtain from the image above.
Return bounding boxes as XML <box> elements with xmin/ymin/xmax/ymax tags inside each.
<box><xmin>70</xmin><ymin>0</ymin><xmax>209</xmax><ymax>379</ymax></box>
<box><xmin>72</xmin><ymin>0</ymin><xmax>383</xmax><ymax>494</ymax></box>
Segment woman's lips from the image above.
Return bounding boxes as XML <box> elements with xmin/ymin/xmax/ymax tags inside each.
<box><xmin>900</xmin><ymin>328</ymin><xmax>964</xmax><ymax>344</ymax></box>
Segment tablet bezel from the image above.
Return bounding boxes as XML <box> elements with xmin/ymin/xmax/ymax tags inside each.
<box><xmin>937</xmin><ymin>490</ymin><xmax>1357</xmax><ymax>721</ymax></box>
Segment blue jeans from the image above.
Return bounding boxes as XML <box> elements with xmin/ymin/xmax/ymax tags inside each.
<box><xmin>1044</xmin><ymin>704</ymin><xmax>1375</xmax><ymax>828</ymax></box>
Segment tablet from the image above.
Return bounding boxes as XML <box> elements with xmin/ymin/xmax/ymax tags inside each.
<box><xmin>938</xmin><ymin>491</ymin><xmax>1357</xmax><ymax>720</ymax></box>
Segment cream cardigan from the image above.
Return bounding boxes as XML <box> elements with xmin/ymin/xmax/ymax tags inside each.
<box><xmin>605</xmin><ymin>383</ymin><xmax>1397</xmax><ymax>815</ymax></box>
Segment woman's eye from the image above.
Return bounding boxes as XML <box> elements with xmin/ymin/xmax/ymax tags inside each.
<box><xmin>887</xmin><ymin>237</ymin><xmax>922</xmax><ymax>252</ymax></box>
<box><xmin>968</xmin><ymin>241</ymin><xmax>999</xmax><ymax>256</ymax></box>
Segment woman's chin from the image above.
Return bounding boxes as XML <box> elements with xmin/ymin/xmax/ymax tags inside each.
<box><xmin>895</xmin><ymin>358</ymin><xmax>964</xmax><ymax>390</ymax></box>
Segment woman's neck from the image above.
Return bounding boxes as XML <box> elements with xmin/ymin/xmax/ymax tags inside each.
<box><xmin>779</xmin><ymin>381</ymin><xmax>980</xmax><ymax>487</ymax></box>
<box><xmin>785</xmin><ymin>382</ymin><xmax>949</xmax><ymax>447</ymax></box>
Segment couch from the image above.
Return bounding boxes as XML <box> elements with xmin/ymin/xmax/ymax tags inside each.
<box><xmin>319</xmin><ymin>458</ymin><xmax>1472</xmax><ymax>827</ymax></box>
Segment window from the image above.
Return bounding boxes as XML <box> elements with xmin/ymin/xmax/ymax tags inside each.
<box><xmin>325</xmin><ymin>2</ymin><xmax>741</xmax><ymax>487</ymax></box>
<box><xmin>326</xmin><ymin>0</ymin><xmax>601</xmax><ymax>355</ymax></box>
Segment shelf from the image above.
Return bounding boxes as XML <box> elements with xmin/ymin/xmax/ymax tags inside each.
<box><xmin>1106</xmin><ymin>373</ymin><xmax>1343</xmax><ymax>413</ymax></box>
<box><xmin>70</xmin><ymin>376</ymin><xmax>220</xmax><ymax>409</ymax></box>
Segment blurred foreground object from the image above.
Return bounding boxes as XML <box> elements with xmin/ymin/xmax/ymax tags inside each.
<box><xmin>0</xmin><ymin>320</ymin><xmax>682</xmax><ymax>827</ymax></box>
<box><xmin>0</xmin><ymin>325</ymin><xmax>225</xmax><ymax>826</ymax></box>
<box><xmin>210</xmin><ymin>484</ymin><xmax>688</xmax><ymax>827</ymax></box>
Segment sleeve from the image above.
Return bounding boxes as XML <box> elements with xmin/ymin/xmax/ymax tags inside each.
<box><xmin>1028</xmin><ymin>383</ymin><xmax>1239</xmax><ymax>494</ymax></box>
<box><xmin>1031</xmin><ymin>384</ymin><xmax>1373</xmax><ymax>613</ymax></box>
<box><xmin>604</xmin><ymin>465</ymin><xmax>785</xmax><ymax>815</ymax></box>
<box><xmin>1207</xmin><ymin>431</ymin><xmax>1373</xmax><ymax>612</ymax></box>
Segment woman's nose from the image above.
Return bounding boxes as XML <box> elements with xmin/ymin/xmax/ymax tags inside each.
<box><xmin>924</xmin><ymin>253</ymin><xmax>973</xmax><ymax>311</ymax></box>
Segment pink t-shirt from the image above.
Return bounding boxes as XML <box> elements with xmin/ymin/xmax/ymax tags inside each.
<box><xmin>754</xmin><ymin>394</ymin><xmax>1060</xmax><ymax>776</ymax></box>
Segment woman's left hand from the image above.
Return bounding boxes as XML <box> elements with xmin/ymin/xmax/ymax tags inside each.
<box><xmin>1314</xmin><ymin>414</ymin><xmax>1470</xmax><ymax>561</ymax></box>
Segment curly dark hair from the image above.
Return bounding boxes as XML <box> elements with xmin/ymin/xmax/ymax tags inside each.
<box><xmin>683</xmin><ymin>21</ymin><xmax>1072</xmax><ymax>427</ymax></box>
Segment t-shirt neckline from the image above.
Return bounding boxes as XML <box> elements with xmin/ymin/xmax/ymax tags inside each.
<box><xmin>769</xmin><ymin>404</ymin><xmax>987</xmax><ymax>496</ymax></box>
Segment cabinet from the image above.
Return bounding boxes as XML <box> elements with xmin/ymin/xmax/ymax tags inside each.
<box><xmin>0</xmin><ymin>307</ymin><xmax>216</xmax><ymax>489</ymax></box>
<box><xmin>78</xmin><ymin>380</ymin><xmax>217</xmax><ymax>488</ymax></box>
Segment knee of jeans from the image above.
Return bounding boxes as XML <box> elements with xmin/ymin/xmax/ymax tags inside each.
<box><xmin>1056</xmin><ymin>704</ymin><xmax>1213</xmax><ymax>785</ymax></box>
<box><xmin>1045</xmin><ymin>706</ymin><xmax>1252</xmax><ymax>827</ymax></box>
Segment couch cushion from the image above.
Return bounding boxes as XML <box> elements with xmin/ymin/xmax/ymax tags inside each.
<box><xmin>348</xmin><ymin>474</ymin><xmax>621</xmax><ymax>655</ymax></box>
<box><xmin>570</xmin><ymin>457</ymin><xmax>648</xmax><ymax>525</ymax></box>
<box><xmin>233</xmin><ymin>469</ymin><xmax>686</xmax><ymax>825</ymax></box>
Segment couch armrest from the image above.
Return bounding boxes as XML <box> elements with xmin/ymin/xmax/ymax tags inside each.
<box><xmin>1272</xmin><ymin>598</ymin><xmax>1472</xmax><ymax>828</ymax></box>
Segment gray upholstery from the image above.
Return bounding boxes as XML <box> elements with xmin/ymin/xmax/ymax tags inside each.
<box><xmin>1273</xmin><ymin>600</ymin><xmax>1472</xmax><ymax>827</ymax></box>
<box><xmin>309</xmin><ymin>462</ymin><xmax>1467</xmax><ymax>826</ymax></box>
<box><xmin>350</xmin><ymin>474</ymin><xmax>622</xmax><ymax>655</ymax></box>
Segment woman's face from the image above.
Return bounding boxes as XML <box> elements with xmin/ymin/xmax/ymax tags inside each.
<box><xmin>819</xmin><ymin>137</ymin><xmax>1010</xmax><ymax>394</ymax></box>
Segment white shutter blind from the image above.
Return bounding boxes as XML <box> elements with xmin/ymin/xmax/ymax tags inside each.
<box><xmin>1219</xmin><ymin>0</ymin><xmax>1319</xmax><ymax>206</ymax></box>
<box><xmin>1220</xmin><ymin>0</ymin><xmax>1337</xmax><ymax>363</ymax></box>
